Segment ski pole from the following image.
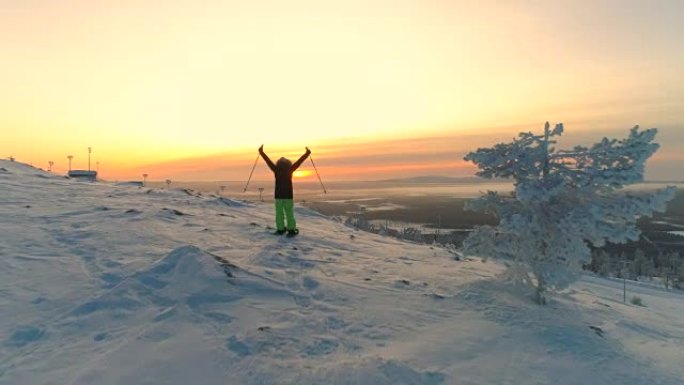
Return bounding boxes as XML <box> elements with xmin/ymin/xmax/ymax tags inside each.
<box><xmin>243</xmin><ymin>153</ymin><xmax>260</xmax><ymax>192</ymax></box>
<box><xmin>309</xmin><ymin>155</ymin><xmax>327</xmax><ymax>194</ymax></box>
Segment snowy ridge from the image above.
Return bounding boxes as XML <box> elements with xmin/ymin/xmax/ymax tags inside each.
<box><xmin>1</xmin><ymin>160</ymin><xmax>683</xmax><ymax>385</ymax></box>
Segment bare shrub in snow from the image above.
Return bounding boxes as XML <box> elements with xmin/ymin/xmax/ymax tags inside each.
<box><xmin>630</xmin><ymin>296</ymin><xmax>645</xmax><ymax>307</ymax></box>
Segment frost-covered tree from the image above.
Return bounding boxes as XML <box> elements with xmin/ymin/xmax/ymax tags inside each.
<box><xmin>462</xmin><ymin>122</ymin><xmax>675</xmax><ymax>304</ymax></box>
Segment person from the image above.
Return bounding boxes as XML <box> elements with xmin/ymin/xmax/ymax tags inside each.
<box><xmin>258</xmin><ymin>145</ymin><xmax>311</xmax><ymax>236</ymax></box>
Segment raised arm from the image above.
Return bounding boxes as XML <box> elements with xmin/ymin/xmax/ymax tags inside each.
<box><xmin>259</xmin><ymin>145</ymin><xmax>276</xmax><ymax>172</ymax></box>
<box><xmin>291</xmin><ymin>147</ymin><xmax>311</xmax><ymax>171</ymax></box>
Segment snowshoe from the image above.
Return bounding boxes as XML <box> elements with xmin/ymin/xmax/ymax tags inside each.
<box><xmin>286</xmin><ymin>229</ymin><xmax>299</xmax><ymax>238</ymax></box>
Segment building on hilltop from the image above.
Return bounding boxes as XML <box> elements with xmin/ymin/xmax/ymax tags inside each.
<box><xmin>68</xmin><ymin>170</ymin><xmax>97</xmax><ymax>181</ymax></box>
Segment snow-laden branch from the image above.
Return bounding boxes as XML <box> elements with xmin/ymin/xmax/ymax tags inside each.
<box><xmin>462</xmin><ymin>122</ymin><xmax>675</xmax><ymax>304</ymax></box>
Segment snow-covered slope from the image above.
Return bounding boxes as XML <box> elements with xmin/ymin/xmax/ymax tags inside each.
<box><xmin>1</xmin><ymin>160</ymin><xmax>682</xmax><ymax>385</ymax></box>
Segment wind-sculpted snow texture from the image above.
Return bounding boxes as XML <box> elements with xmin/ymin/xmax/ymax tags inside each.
<box><xmin>1</xmin><ymin>160</ymin><xmax>683</xmax><ymax>385</ymax></box>
<box><xmin>463</xmin><ymin>124</ymin><xmax>676</xmax><ymax>301</ymax></box>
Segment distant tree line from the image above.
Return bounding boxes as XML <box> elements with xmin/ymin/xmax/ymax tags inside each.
<box><xmin>585</xmin><ymin>188</ymin><xmax>684</xmax><ymax>289</ymax></box>
<box><xmin>586</xmin><ymin>243</ymin><xmax>684</xmax><ymax>290</ymax></box>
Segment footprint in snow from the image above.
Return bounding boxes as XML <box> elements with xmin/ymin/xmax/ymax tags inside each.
<box><xmin>302</xmin><ymin>276</ymin><xmax>319</xmax><ymax>289</ymax></box>
<box><xmin>8</xmin><ymin>326</ymin><xmax>45</xmax><ymax>347</ymax></box>
<box><xmin>302</xmin><ymin>338</ymin><xmax>338</xmax><ymax>356</ymax></box>
<box><xmin>227</xmin><ymin>336</ymin><xmax>251</xmax><ymax>357</ymax></box>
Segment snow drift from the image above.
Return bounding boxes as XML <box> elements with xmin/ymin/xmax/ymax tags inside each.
<box><xmin>1</xmin><ymin>159</ymin><xmax>683</xmax><ymax>385</ymax></box>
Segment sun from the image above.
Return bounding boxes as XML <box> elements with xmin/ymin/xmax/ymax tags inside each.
<box><xmin>293</xmin><ymin>170</ymin><xmax>312</xmax><ymax>179</ymax></box>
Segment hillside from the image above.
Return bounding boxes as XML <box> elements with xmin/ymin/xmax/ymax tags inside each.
<box><xmin>1</xmin><ymin>160</ymin><xmax>682</xmax><ymax>385</ymax></box>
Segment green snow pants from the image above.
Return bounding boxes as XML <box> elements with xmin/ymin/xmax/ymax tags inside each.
<box><xmin>275</xmin><ymin>199</ymin><xmax>296</xmax><ymax>231</ymax></box>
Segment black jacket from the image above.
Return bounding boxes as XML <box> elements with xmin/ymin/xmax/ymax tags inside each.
<box><xmin>259</xmin><ymin>149</ymin><xmax>311</xmax><ymax>199</ymax></box>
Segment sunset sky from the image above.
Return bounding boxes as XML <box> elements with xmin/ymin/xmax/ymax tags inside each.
<box><xmin>2</xmin><ymin>0</ymin><xmax>683</xmax><ymax>181</ymax></box>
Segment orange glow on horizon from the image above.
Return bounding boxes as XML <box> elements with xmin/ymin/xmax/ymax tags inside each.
<box><xmin>293</xmin><ymin>170</ymin><xmax>313</xmax><ymax>179</ymax></box>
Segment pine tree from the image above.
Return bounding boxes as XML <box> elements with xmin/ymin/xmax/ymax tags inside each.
<box><xmin>462</xmin><ymin>123</ymin><xmax>675</xmax><ymax>304</ymax></box>
<box><xmin>633</xmin><ymin>248</ymin><xmax>649</xmax><ymax>279</ymax></box>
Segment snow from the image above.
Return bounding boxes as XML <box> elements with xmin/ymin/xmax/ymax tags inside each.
<box><xmin>362</xmin><ymin>203</ymin><xmax>407</xmax><ymax>212</ymax></box>
<box><xmin>1</xmin><ymin>160</ymin><xmax>683</xmax><ymax>385</ymax></box>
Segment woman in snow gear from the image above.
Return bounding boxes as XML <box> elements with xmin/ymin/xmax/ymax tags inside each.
<box><xmin>258</xmin><ymin>145</ymin><xmax>311</xmax><ymax>236</ymax></box>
